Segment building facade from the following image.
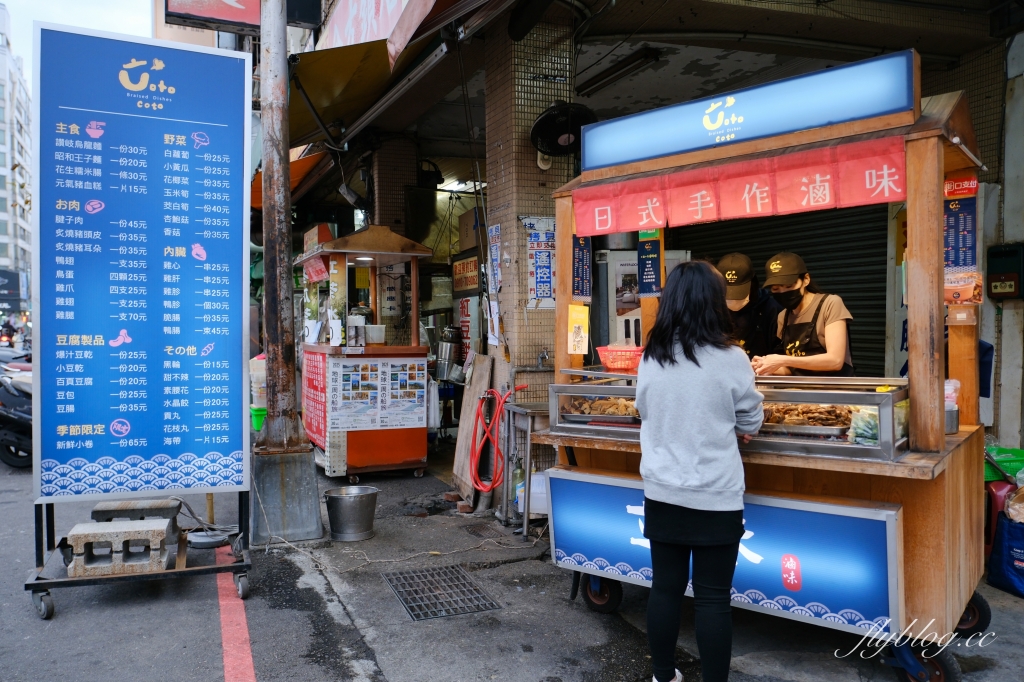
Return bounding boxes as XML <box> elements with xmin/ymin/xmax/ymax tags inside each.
<box><xmin>0</xmin><ymin>3</ymin><xmax>31</xmax><ymax>313</ymax></box>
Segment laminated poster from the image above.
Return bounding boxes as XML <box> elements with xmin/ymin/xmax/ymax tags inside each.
<box><xmin>637</xmin><ymin>232</ymin><xmax>663</xmax><ymax>299</ymax></box>
<box><xmin>328</xmin><ymin>357</ymin><xmax>427</xmax><ymax>431</ymax></box>
<box><xmin>943</xmin><ymin>197</ymin><xmax>981</xmax><ymax>305</ymax></box>
<box><xmin>572</xmin><ymin>236</ymin><xmax>592</xmax><ymax>304</ymax></box>
<box><xmin>568</xmin><ymin>304</ymin><xmax>589</xmax><ymax>355</ymax></box>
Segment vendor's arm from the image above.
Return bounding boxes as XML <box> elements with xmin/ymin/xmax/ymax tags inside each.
<box><xmin>752</xmin><ymin>320</ymin><xmax>848</xmax><ymax>375</ymax></box>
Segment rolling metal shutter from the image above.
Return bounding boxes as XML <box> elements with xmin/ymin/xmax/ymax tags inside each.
<box><xmin>665</xmin><ymin>205</ymin><xmax>889</xmax><ymax>377</ymax></box>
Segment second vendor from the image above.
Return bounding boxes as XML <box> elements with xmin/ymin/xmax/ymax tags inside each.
<box><xmin>752</xmin><ymin>251</ymin><xmax>855</xmax><ymax>377</ymax></box>
<box><xmin>716</xmin><ymin>252</ymin><xmax>782</xmax><ymax>359</ymax></box>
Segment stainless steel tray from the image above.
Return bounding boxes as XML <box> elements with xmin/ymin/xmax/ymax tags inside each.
<box><xmin>759</xmin><ymin>423</ymin><xmax>850</xmax><ymax>437</ymax></box>
<box><xmin>561</xmin><ymin>413</ymin><xmax>640</xmax><ymax>425</ymax></box>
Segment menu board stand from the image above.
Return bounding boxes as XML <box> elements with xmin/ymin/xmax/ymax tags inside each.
<box><xmin>25</xmin><ymin>24</ymin><xmax>253</xmax><ymax>618</ymax></box>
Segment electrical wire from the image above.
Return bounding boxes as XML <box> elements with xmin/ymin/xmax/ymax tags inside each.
<box><xmin>169</xmin><ymin>495</ymin><xmax>244</xmax><ymax>554</ymax></box>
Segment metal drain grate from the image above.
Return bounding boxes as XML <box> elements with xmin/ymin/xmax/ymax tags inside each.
<box><xmin>464</xmin><ymin>523</ymin><xmax>504</xmax><ymax>539</ymax></box>
<box><xmin>381</xmin><ymin>566</ymin><xmax>502</xmax><ymax>621</ymax></box>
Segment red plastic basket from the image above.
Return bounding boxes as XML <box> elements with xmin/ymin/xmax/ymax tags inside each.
<box><xmin>596</xmin><ymin>345</ymin><xmax>644</xmax><ymax>372</ymax></box>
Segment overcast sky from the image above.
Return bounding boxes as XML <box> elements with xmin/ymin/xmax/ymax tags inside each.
<box><xmin>5</xmin><ymin>0</ymin><xmax>153</xmax><ymax>87</ymax></box>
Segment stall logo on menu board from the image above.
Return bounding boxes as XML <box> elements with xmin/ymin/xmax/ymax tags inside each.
<box><xmin>118</xmin><ymin>57</ymin><xmax>176</xmax><ymax>110</ymax></box>
<box><xmin>702</xmin><ymin>95</ymin><xmax>744</xmax><ymax>144</ymax></box>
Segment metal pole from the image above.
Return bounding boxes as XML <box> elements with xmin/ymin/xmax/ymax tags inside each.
<box><xmin>252</xmin><ymin>0</ymin><xmax>323</xmax><ymax>544</ymax></box>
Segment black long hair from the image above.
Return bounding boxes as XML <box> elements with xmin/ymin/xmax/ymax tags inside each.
<box><xmin>643</xmin><ymin>260</ymin><xmax>734</xmax><ymax>367</ymax></box>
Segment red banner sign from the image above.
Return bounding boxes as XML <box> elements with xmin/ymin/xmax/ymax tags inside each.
<box><xmin>573</xmin><ymin>137</ymin><xmax>906</xmax><ymax>237</ymax></box>
<box><xmin>302</xmin><ymin>351</ymin><xmax>327</xmax><ymax>449</ymax></box>
<box><xmin>944</xmin><ymin>169</ymin><xmax>978</xmax><ymax>198</ymax></box>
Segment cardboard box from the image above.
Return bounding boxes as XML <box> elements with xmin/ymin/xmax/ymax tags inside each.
<box><xmin>458</xmin><ymin>208</ymin><xmax>479</xmax><ymax>250</ymax></box>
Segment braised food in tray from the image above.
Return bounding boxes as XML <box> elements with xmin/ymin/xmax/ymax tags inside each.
<box><xmin>762</xmin><ymin>403</ymin><xmax>852</xmax><ymax>428</ymax></box>
<box><xmin>562</xmin><ymin>396</ymin><xmax>639</xmax><ymax>418</ymax></box>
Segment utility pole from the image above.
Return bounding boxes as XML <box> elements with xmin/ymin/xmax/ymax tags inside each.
<box><xmin>251</xmin><ymin>0</ymin><xmax>322</xmax><ymax>543</ymax></box>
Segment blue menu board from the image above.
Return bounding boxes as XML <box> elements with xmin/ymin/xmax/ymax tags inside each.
<box><xmin>32</xmin><ymin>25</ymin><xmax>251</xmax><ymax>501</ymax></box>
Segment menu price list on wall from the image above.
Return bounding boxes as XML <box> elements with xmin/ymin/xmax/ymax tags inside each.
<box><xmin>34</xmin><ymin>26</ymin><xmax>250</xmax><ymax>500</ymax></box>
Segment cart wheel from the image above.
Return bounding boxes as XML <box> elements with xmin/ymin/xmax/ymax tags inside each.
<box><xmin>348</xmin><ymin>475</ymin><xmax>360</xmax><ymax>484</ymax></box>
<box><xmin>955</xmin><ymin>591</ymin><xmax>991</xmax><ymax>637</ymax></box>
<box><xmin>892</xmin><ymin>644</ymin><xmax>962</xmax><ymax>682</ymax></box>
<box><xmin>413</xmin><ymin>468</ymin><xmax>425</xmax><ymax>478</ymax></box>
<box><xmin>235</xmin><ymin>574</ymin><xmax>250</xmax><ymax>600</ymax></box>
<box><xmin>60</xmin><ymin>546</ymin><xmax>73</xmax><ymax>567</ymax></box>
<box><xmin>581</xmin><ymin>577</ymin><xmax>623</xmax><ymax>614</ymax></box>
<box><xmin>33</xmin><ymin>592</ymin><xmax>54</xmax><ymax>620</ymax></box>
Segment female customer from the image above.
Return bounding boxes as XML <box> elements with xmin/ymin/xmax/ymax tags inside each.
<box><xmin>636</xmin><ymin>261</ymin><xmax>764</xmax><ymax>682</ymax></box>
<box><xmin>751</xmin><ymin>251</ymin><xmax>854</xmax><ymax>376</ymax></box>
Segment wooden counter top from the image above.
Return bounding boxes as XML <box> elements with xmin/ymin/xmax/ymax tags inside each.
<box><xmin>302</xmin><ymin>343</ymin><xmax>428</xmax><ymax>357</ymax></box>
<box><xmin>530</xmin><ymin>426</ymin><xmax>981</xmax><ymax>480</ymax></box>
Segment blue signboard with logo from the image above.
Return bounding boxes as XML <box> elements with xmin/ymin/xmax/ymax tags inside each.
<box><xmin>547</xmin><ymin>469</ymin><xmax>901</xmax><ymax>635</ymax></box>
<box><xmin>581</xmin><ymin>50</ymin><xmax>916</xmax><ymax>171</ymax></box>
<box><xmin>31</xmin><ymin>25</ymin><xmax>251</xmax><ymax>501</ymax></box>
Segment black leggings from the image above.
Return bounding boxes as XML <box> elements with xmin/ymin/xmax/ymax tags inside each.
<box><xmin>647</xmin><ymin>540</ymin><xmax>740</xmax><ymax>682</ymax></box>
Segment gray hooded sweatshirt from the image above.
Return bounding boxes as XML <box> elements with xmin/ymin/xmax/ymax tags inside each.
<box><xmin>636</xmin><ymin>344</ymin><xmax>764</xmax><ymax>512</ymax></box>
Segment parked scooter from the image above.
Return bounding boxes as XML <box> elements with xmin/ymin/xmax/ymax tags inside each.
<box><xmin>0</xmin><ymin>367</ymin><xmax>31</xmax><ymax>468</ymax></box>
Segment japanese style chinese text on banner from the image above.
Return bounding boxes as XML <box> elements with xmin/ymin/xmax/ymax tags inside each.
<box><xmin>573</xmin><ymin>137</ymin><xmax>906</xmax><ymax>237</ymax></box>
<box><xmin>33</xmin><ymin>26</ymin><xmax>251</xmax><ymax>501</ymax></box>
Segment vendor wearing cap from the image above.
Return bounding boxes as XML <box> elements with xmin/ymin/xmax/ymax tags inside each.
<box><xmin>716</xmin><ymin>253</ymin><xmax>783</xmax><ymax>359</ymax></box>
<box><xmin>751</xmin><ymin>252</ymin><xmax>855</xmax><ymax>377</ymax></box>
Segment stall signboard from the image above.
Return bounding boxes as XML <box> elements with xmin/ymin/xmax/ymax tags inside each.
<box><xmin>943</xmin><ymin>197</ymin><xmax>981</xmax><ymax>304</ymax></box>
<box><xmin>453</xmin><ymin>254</ymin><xmax>480</xmax><ymax>293</ymax></box>
<box><xmin>327</xmin><ymin>357</ymin><xmax>427</xmax><ymax>431</ymax></box>
<box><xmin>523</xmin><ymin>216</ymin><xmax>555</xmax><ymax>308</ymax></box>
<box><xmin>581</xmin><ymin>50</ymin><xmax>915</xmax><ymax>171</ymax></box>
<box><xmin>165</xmin><ymin>0</ymin><xmax>320</xmax><ymax>35</ymax></box>
<box><xmin>574</xmin><ymin>137</ymin><xmax>906</xmax><ymax>237</ymax></box>
<box><xmin>32</xmin><ymin>25</ymin><xmax>251</xmax><ymax>501</ymax></box>
<box><xmin>572</xmin><ymin>236</ymin><xmax>592</xmax><ymax>304</ymax></box>
<box><xmin>548</xmin><ymin>470</ymin><xmax>900</xmax><ymax>635</ymax></box>
<box><xmin>637</xmin><ymin>230</ymin><xmax>662</xmax><ymax>299</ymax></box>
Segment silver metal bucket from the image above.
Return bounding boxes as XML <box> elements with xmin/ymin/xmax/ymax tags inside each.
<box><xmin>324</xmin><ymin>486</ymin><xmax>379</xmax><ymax>541</ymax></box>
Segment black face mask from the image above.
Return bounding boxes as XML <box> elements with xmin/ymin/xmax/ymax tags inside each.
<box><xmin>772</xmin><ymin>288</ymin><xmax>804</xmax><ymax>310</ymax></box>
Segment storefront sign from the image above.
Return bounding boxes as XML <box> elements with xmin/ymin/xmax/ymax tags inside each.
<box><xmin>572</xmin><ymin>236</ymin><xmax>592</xmax><ymax>304</ymax></box>
<box><xmin>637</xmin><ymin>232</ymin><xmax>662</xmax><ymax>299</ymax></box>
<box><xmin>943</xmin><ymin>198</ymin><xmax>981</xmax><ymax>304</ymax></box>
<box><xmin>327</xmin><ymin>357</ymin><xmax>427</xmax><ymax>431</ymax></box>
<box><xmin>453</xmin><ymin>255</ymin><xmax>480</xmax><ymax>293</ymax></box>
<box><xmin>303</xmin><ymin>351</ymin><xmax>327</xmax><ymax>449</ymax></box>
<box><xmin>33</xmin><ymin>26</ymin><xmax>251</xmax><ymax>500</ymax></box>
<box><xmin>548</xmin><ymin>470</ymin><xmax>899</xmax><ymax>635</ymax></box>
<box><xmin>581</xmin><ymin>50</ymin><xmax>915</xmax><ymax>171</ymax></box>
<box><xmin>0</xmin><ymin>268</ymin><xmax>23</xmax><ymax>299</ymax></box>
<box><xmin>165</xmin><ymin>0</ymin><xmax>320</xmax><ymax>35</ymax></box>
<box><xmin>944</xmin><ymin>170</ymin><xmax>978</xmax><ymax>198</ymax></box>
<box><xmin>523</xmin><ymin>216</ymin><xmax>555</xmax><ymax>308</ymax></box>
<box><xmin>574</xmin><ymin>137</ymin><xmax>906</xmax><ymax>237</ymax></box>
<box><xmin>458</xmin><ymin>296</ymin><xmax>479</xmax><ymax>361</ymax></box>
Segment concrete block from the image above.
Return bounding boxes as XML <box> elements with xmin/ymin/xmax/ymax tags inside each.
<box><xmin>67</xmin><ymin>519</ymin><xmax>173</xmax><ymax>578</ymax></box>
<box><xmin>443</xmin><ymin>491</ymin><xmax>463</xmax><ymax>503</ymax></box>
<box><xmin>91</xmin><ymin>499</ymin><xmax>181</xmax><ymax>535</ymax></box>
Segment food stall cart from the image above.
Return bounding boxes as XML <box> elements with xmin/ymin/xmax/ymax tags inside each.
<box><xmin>296</xmin><ymin>225</ymin><xmax>432</xmax><ymax>482</ymax></box>
<box><xmin>534</xmin><ymin>50</ymin><xmax>987</xmax><ymax>679</ymax></box>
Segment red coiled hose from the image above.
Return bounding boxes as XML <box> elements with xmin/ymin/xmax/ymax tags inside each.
<box><xmin>469</xmin><ymin>384</ymin><xmax>528</xmax><ymax>493</ymax></box>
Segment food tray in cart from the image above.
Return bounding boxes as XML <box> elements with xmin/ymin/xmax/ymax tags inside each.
<box><xmin>561</xmin><ymin>413</ymin><xmax>640</xmax><ymax>425</ymax></box>
<box><xmin>759</xmin><ymin>423</ymin><xmax>848</xmax><ymax>437</ymax></box>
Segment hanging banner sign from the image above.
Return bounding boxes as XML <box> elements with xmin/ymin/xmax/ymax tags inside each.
<box><xmin>637</xmin><ymin>232</ymin><xmax>662</xmax><ymax>299</ymax></box>
<box><xmin>943</xmin><ymin>197</ymin><xmax>982</xmax><ymax>305</ymax></box>
<box><xmin>303</xmin><ymin>351</ymin><xmax>327</xmax><ymax>449</ymax></box>
<box><xmin>581</xmin><ymin>50</ymin><xmax>915</xmax><ymax>171</ymax></box>
<box><xmin>573</xmin><ymin>137</ymin><xmax>906</xmax><ymax>237</ymax></box>
<box><xmin>523</xmin><ymin>216</ymin><xmax>555</xmax><ymax>308</ymax></box>
<box><xmin>33</xmin><ymin>26</ymin><xmax>251</xmax><ymax>501</ymax></box>
<box><xmin>572</xmin><ymin>236</ymin><xmax>592</xmax><ymax>304</ymax></box>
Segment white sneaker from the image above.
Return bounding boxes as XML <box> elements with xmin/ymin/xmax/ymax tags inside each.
<box><xmin>652</xmin><ymin>670</ymin><xmax>682</xmax><ymax>682</ymax></box>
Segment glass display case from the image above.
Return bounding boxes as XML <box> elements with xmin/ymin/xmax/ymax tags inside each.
<box><xmin>750</xmin><ymin>377</ymin><xmax>909</xmax><ymax>461</ymax></box>
<box><xmin>549</xmin><ymin>371</ymin><xmax>909</xmax><ymax>460</ymax></box>
<box><xmin>548</xmin><ymin>370</ymin><xmax>640</xmax><ymax>441</ymax></box>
